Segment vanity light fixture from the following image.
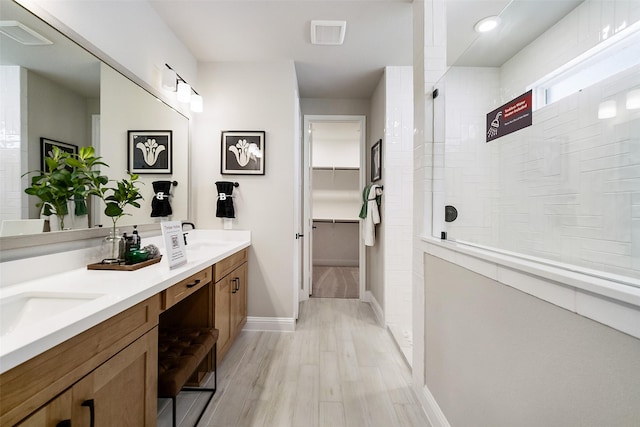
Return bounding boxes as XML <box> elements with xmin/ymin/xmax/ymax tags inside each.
<box><xmin>626</xmin><ymin>89</ymin><xmax>640</xmax><ymax>110</ymax></box>
<box><xmin>190</xmin><ymin>94</ymin><xmax>204</xmax><ymax>113</ymax></box>
<box><xmin>474</xmin><ymin>15</ymin><xmax>501</xmax><ymax>33</ymax></box>
<box><xmin>161</xmin><ymin>67</ymin><xmax>177</xmax><ymax>91</ymax></box>
<box><xmin>162</xmin><ymin>64</ymin><xmax>203</xmax><ymax>112</ymax></box>
<box><xmin>176</xmin><ymin>81</ymin><xmax>191</xmax><ymax>103</ymax></box>
<box><xmin>598</xmin><ymin>100</ymin><xmax>617</xmax><ymax>119</ymax></box>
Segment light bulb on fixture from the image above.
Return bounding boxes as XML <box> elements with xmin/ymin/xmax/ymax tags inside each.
<box><xmin>598</xmin><ymin>100</ymin><xmax>617</xmax><ymax>119</ymax></box>
<box><xmin>177</xmin><ymin>81</ymin><xmax>191</xmax><ymax>103</ymax></box>
<box><xmin>626</xmin><ymin>89</ymin><xmax>640</xmax><ymax>110</ymax></box>
<box><xmin>190</xmin><ymin>94</ymin><xmax>203</xmax><ymax>113</ymax></box>
<box><xmin>161</xmin><ymin>67</ymin><xmax>177</xmax><ymax>91</ymax></box>
<box><xmin>474</xmin><ymin>16</ymin><xmax>501</xmax><ymax>33</ymax></box>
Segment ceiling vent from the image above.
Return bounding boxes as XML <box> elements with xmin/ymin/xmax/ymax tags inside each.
<box><xmin>311</xmin><ymin>20</ymin><xmax>346</xmax><ymax>45</ymax></box>
<box><xmin>0</xmin><ymin>20</ymin><xmax>53</xmax><ymax>45</ymax></box>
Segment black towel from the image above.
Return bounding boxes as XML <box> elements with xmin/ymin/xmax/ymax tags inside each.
<box><xmin>215</xmin><ymin>181</ymin><xmax>236</xmax><ymax>218</ymax></box>
<box><xmin>151</xmin><ymin>181</ymin><xmax>173</xmax><ymax>217</ymax></box>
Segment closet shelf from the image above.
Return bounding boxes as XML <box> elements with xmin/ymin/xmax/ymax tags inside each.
<box><xmin>312</xmin><ymin>166</ymin><xmax>360</xmax><ymax>171</ymax></box>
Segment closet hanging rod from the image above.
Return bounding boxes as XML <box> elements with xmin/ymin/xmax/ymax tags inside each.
<box><xmin>313</xmin><ymin>219</ymin><xmax>359</xmax><ymax>224</ymax></box>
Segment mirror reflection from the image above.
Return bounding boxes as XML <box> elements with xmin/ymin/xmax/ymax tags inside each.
<box><xmin>0</xmin><ymin>0</ymin><xmax>189</xmax><ymax>238</ymax></box>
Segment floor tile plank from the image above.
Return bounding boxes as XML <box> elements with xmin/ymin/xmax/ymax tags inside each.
<box><xmin>158</xmin><ymin>299</ymin><xmax>432</xmax><ymax>427</ymax></box>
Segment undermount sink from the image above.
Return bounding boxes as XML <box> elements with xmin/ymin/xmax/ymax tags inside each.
<box><xmin>0</xmin><ymin>291</ymin><xmax>104</xmax><ymax>337</ymax></box>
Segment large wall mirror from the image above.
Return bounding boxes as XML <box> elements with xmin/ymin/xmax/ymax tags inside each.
<box><xmin>0</xmin><ymin>0</ymin><xmax>190</xmax><ymax>249</ymax></box>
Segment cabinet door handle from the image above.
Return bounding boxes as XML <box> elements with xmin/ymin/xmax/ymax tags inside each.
<box><xmin>81</xmin><ymin>399</ymin><xmax>95</xmax><ymax>427</ymax></box>
<box><xmin>56</xmin><ymin>420</ymin><xmax>71</xmax><ymax>427</ymax></box>
<box><xmin>231</xmin><ymin>278</ymin><xmax>237</xmax><ymax>293</ymax></box>
<box><xmin>235</xmin><ymin>278</ymin><xmax>241</xmax><ymax>292</ymax></box>
<box><xmin>186</xmin><ymin>279</ymin><xmax>201</xmax><ymax>288</ymax></box>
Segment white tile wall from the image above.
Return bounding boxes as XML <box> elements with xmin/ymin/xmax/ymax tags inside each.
<box><xmin>383</xmin><ymin>66</ymin><xmax>414</xmax><ymax>360</ymax></box>
<box><xmin>0</xmin><ymin>66</ymin><xmax>23</xmax><ymax>223</ymax></box>
<box><xmin>440</xmin><ymin>0</ymin><xmax>640</xmax><ymax>280</ymax></box>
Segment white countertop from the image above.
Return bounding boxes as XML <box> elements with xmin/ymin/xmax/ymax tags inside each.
<box><xmin>0</xmin><ymin>229</ymin><xmax>250</xmax><ymax>374</ymax></box>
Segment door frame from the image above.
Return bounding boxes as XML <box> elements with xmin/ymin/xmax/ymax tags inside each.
<box><xmin>301</xmin><ymin>114</ymin><xmax>366</xmax><ymax>302</ymax></box>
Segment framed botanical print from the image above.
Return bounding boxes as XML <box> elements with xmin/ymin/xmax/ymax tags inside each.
<box><xmin>371</xmin><ymin>139</ymin><xmax>382</xmax><ymax>182</ymax></box>
<box><xmin>41</xmin><ymin>138</ymin><xmax>77</xmax><ymax>171</ymax></box>
<box><xmin>128</xmin><ymin>130</ymin><xmax>172</xmax><ymax>174</ymax></box>
<box><xmin>221</xmin><ymin>130</ymin><xmax>265</xmax><ymax>175</ymax></box>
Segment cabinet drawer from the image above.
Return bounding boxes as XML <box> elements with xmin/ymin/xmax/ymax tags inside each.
<box><xmin>163</xmin><ymin>267</ymin><xmax>212</xmax><ymax>309</ymax></box>
<box><xmin>214</xmin><ymin>248</ymin><xmax>248</xmax><ymax>282</ymax></box>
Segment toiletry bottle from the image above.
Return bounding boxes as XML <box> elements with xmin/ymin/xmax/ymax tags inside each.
<box><xmin>132</xmin><ymin>225</ymin><xmax>141</xmax><ymax>250</ymax></box>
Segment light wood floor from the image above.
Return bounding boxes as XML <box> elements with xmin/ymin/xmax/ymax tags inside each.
<box><xmin>158</xmin><ymin>298</ymin><xmax>431</xmax><ymax>427</ymax></box>
<box><xmin>312</xmin><ymin>266</ymin><xmax>359</xmax><ymax>299</ymax></box>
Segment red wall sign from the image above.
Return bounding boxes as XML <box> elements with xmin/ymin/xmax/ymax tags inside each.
<box><xmin>486</xmin><ymin>90</ymin><xmax>533</xmax><ymax>142</ymax></box>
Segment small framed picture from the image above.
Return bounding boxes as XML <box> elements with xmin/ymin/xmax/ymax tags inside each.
<box><xmin>221</xmin><ymin>131</ymin><xmax>265</xmax><ymax>175</ymax></box>
<box><xmin>128</xmin><ymin>130</ymin><xmax>172</xmax><ymax>174</ymax></box>
<box><xmin>41</xmin><ymin>138</ymin><xmax>77</xmax><ymax>171</ymax></box>
<box><xmin>371</xmin><ymin>139</ymin><xmax>382</xmax><ymax>182</ymax></box>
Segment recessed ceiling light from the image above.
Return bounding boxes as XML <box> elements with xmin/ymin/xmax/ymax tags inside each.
<box><xmin>474</xmin><ymin>16</ymin><xmax>501</xmax><ymax>33</ymax></box>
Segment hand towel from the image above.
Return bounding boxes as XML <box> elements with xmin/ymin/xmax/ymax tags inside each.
<box><xmin>151</xmin><ymin>181</ymin><xmax>173</xmax><ymax>217</ymax></box>
<box><xmin>216</xmin><ymin>181</ymin><xmax>236</xmax><ymax>218</ymax></box>
<box><xmin>359</xmin><ymin>184</ymin><xmax>382</xmax><ymax>246</ymax></box>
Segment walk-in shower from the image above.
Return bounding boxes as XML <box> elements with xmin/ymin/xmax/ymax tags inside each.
<box><xmin>434</xmin><ymin>0</ymin><xmax>639</xmax><ymax>284</ymax></box>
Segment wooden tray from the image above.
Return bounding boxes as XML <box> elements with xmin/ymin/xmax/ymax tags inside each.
<box><xmin>87</xmin><ymin>256</ymin><xmax>162</xmax><ymax>271</ymax></box>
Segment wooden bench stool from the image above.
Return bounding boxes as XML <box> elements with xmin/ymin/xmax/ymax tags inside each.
<box><xmin>158</xmin><ymin>327</ymin><xmax>218</xmax><ymax>427</ymax></box>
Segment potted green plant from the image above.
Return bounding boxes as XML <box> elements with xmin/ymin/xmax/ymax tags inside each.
<box><xmin>24</xmin><ymin>146</ymin><xmax>110</xmax><ymax>231</ymax></box>
<box><xmin>96</xmin><ymin>173</ymin><xmax>144</xmax><ymax>263</ymax></box>
<box><xmin>24</xmin><ymin>146</ymin><xmax>81</xmax><ymax>230</ymax></box>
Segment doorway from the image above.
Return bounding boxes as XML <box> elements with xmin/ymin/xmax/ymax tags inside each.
<box><xmin>301</xmin><ymin>115</ymin><xmax>366</xmax><ymax>301</ymax></box>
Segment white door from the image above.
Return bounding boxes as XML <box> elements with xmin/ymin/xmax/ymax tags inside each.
<box><xmin>301</xmin><ymin>116</ymin><xmax>313</xmax><ymax>300</ymax></box>
<box><xmin>294</xmin><ymin>98</ymin><xmax>303</xmax><ymax>318</ymax></box>
<box><xmin>302</xmin><ymin>115</ymin><xmax>366</xmax><ymax>301</ymax></box>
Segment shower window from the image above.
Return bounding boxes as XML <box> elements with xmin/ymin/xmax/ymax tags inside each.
<box><xmin>531</xmin><ymin>20</ymin><xmax>640</xmax><ymax>110</ymax></box>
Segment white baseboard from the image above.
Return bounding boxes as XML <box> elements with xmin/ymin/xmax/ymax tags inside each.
<box><xmin>364</xmin><ymin>290</ymin><xmax>384</xmax><ymax>327</ymax></box>
<box><xmin>421</xmin><ymin>384</ymin><xmax>451</xmax><ymax>427</ymax></box>
<box><xmin>244</xmin><ymin>317</ymin><xmax>296</xmax><ymax>332</ymax></box>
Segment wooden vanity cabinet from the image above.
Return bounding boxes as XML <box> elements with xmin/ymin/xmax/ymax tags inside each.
<box><xmin>214</xmin><ymin>248</ymin><xmax>248</xmax><ymax>360</ymax></box>
<box><xmin>17</xmin><ymin>328</ymin><xmax>158</xmax><ymax>427</ymax></box>
<box><xmin>2</xmin><ymin>246</ymin><xmax>249</xmax><ymax>426</ymax></box>
<box><xmin>2</xmin><ymin>295</ymin><xmax>160</xmax><ymax>427</ymax></box>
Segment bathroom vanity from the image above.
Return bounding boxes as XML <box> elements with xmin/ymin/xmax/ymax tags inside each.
<box><xmin>0</xmin><ymin>230</ymin><xmax>250</xmax><ymax>426</ymax></box>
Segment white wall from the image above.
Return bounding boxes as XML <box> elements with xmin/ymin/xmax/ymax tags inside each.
<box><xmin>26</xmin><ymin>69</ymin><xmax>94</xmax><ymax>220</ymax></box>
<box><xmin>300</xmin><ymin>98</ymin><xmax>370</xmax><ymax>117</ymax></box>
<box><xmin>100</xmin><ymin>64</ymin><xmax>190</xmax><ymax>229</ymax></box>
<box><xmin>192</xmin><ymin>61</ymin><xmax>298</xmax><ymax>319</ymax></box>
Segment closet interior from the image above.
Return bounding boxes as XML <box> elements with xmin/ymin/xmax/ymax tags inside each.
<box><xmin>311</xmin><ymin>121</ymin><xmax>361</xmax><ymax>299</ymax></box>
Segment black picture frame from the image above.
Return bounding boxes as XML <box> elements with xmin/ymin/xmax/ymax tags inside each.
<box><xmin>221</xmin><ymin>130</ymin><xmax>265</xmax><ymax>175</ymax></box>
<box><xmin>371</xmin><ymin>139</ymin><xmax>382</xmax><ymax>182</ymax></box>
<box><xmin>128</xmin><ymin>130</ymin><xmax>172</xmax><ymax>174</ymax></box>
<box><xmin>41</xmin><ymin>138</ymin><xmax>78</xmax><ymax>172</ymax></box>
